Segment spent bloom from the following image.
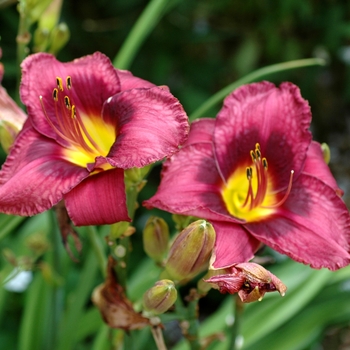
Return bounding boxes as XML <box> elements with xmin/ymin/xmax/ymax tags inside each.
<box><xmin>204</xmin><ymin>262</ymin><xmax>287</xmax><ymax>303</ymax></box>
<box><xmin>0</xmin><ymin>52</ymin><xmax>189</xmax><ymax>225</ymax></box>
<box><xmin>145</xmin><ymin>81</ymin><xmax>350</xmax><ymax>270</ymax></box>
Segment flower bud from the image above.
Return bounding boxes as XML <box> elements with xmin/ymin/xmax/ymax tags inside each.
<box><xmin>164</xmin><ymin>220</ymin><xmax>215</xmax><ymax>282</ymax></box>
<box><xmin>321</xmin><ymin>142</ymin><xmax>331</xmax><ymax>164</ymax></box>
<box><xmin>49</xmin><ymin>23</ymin><xmax>70</xmax><ymax>55</ymax></box>
<box><xmin>0</xmin><ymin>58</ymin><xmax>26</xmax><ymax>153</ymax></box>
<box><xmin>143</xmin><ymin>279</ymin><xmax>177</xmax><ymax>315</ymax></box>
<box><xmin>143</xmin><ymin>216</ymin><xmax>169</xmax><ymax>263</ymax></box>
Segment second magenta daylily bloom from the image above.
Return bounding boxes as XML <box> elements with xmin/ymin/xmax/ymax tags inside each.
<box><xmin>144</xmin><ymin>82</ymin><xmax>350</xmax><ymax>270</ymax></box>
<box><xmin>0</xmin><ymin>52</ymin><xmax>189</xmax><ymax>225</ymax></box>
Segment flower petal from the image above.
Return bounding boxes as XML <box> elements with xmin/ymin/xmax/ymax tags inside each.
<box><xmin>20</xmin><ymin>52</ymin><xmax>120</xmax><ymax>142</ymax></box>
<box><xmin>210</xmin><ymin>221</ymin><xmax>261</xmax><ymax>269</ymax></box>
<box><xmin>214</xmin><ymin>82</ymin><xmax>312</xmax><ymax>189</ymax></box>
<box><xmin>0</xmin><ymin>125</ymin><xmax>88</xmax><ymax>216</ymax></box>
<box><xmin>144</xmin><ymin>140</ymin><xmax>233</xmax><ymax>222</ymax></box>
<box><xmin>64</xmin><ymin>168</ymin><xmax>130</xmax><ymax>226</ymax></box>
<box><xmin>246</xmin><ymin>174</ymin><xmax>350</xmax><ymax>270</ymax></box>
<box><xmin>185</xmin><ymin>118</ymin><xmax>215</xmax><ymax>146</ymax></box>
<box><xmin>115</xmin><ymin>69</ymin><xmax>156</xmax><ymax>90</ymax></box>
<box><xmin>103</xmin><ymin>87</ymin><xmax>189</xmax><ymax>168</ymax></box>
<box><xmin>303</xmin><ymin>141</ymin><xmax>342</xmax><ymax>194</ymax></box>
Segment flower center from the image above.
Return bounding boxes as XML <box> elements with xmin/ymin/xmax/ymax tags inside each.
<box><xmin>221</xmin><ymin>143</ymin><xmax>294</xmax><ymax>222</ymax></box>
<box><xmin>39</xmin><ymin>76</ymin><xmax>115</xmax><ymax>169</ymax></box>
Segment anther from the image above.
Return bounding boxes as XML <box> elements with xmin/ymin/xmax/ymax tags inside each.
<box><xmin>256</xmin><ymin>149</ymin><xmax>261</xmax><ymax>159</ymax></box>
<box><xmin>56</xmin><ymin>77</ymin><xmax>63</xmax><ymax>91</ymax></box>
<box><xmin>255</xmin><ymin>143</ymin><xmax>260</xmax><ymax>151</ymax></box>
<box><xmin>262</xmin><ymin>158</ymin><xmax>268</xmax><ymax>170</ymax></box>
<box><xmin>52</xmin><ymin>88</ymin><xmax>58</xmax><ymax>101</ymax></box>
<box><xmin>71</xmin><ymin>105</ymin><xmax>76</xmax><ymax>119</ymax></box>
<box><xmin>64</xmin><ymin>96</ymin><xmax>71</xmax><ymax>110</ymax></box>
<box><xmin>246</xmin><ymin>167</ymin><xmax>253</xmax><ymax>180</ymax></box>
<box><xmin>66</xmin><ymin>76</ymin><xmax>72</xmax><ymax>89</ymax></box>
<box><xmin>250</xmin><ymin>150</ymin><xmax>257</xmax><ymax>161</ymax></box>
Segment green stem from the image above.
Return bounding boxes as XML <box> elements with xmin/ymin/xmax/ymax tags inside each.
<box><xmin>16</xmin><ymin>0</ymin><xmax>31</xmax><ymax>104</ymax></box>
<box><xmin>229</xmin><ymin>295</ymin><xmax>244</xmax><ymax>350</ymax></box>
<box><xmin>86</xmin><ymin>225</ymin><xmax>107</xmax><ymax>278</ymax></box>
<box><xmin>189</xmin><ymin>58</ymin><xmax>326</xmax><ymax>121</ymax></box>
<box><xmin>186</xmin><ymin>296</ymin><xmax>201</xmax><ymax>350</ymax></box>
<box><xmin>113</xmin><ymin>0</ymin><xmax>179</xmax><ymax>69</ymax></box>
<box><xmin>0</xmin><ymin>215</ymin><xmax>25</xmax><ymax>241</ymax></box>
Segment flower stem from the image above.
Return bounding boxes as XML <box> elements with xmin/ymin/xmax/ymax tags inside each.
<box><xmin>180</xmin><ymin>289</ymin><xmax>201</xmax><ymax>350</ymax></box>
<box><xmin>113</xmin><ymin>0</ymin><xmax>181</xmax><ymax>69</ymax></box>
<box><xmin>189</xmin><ymin>58</ymin><xmax>326</xmax><ymax>121</ymax></box>
<box><xmin>16</xmin><ymin>0</ymin><xmax>32</xmax><ymax>104</ymax></box>
<box><xmin>228</xmin><ymin>295</ymin><xmax>244</xmax><ymax>350</ymax></box>
<box><xmin>86</xmin><ymin>225</ymin><xmax>107</xmax><ymax>278</ymax></box>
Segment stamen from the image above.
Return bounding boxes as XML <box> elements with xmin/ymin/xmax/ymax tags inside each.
<box><xmin>263</xmin><ymin>170</ymin><xmax>294</xmax><ymax>209</ymax></box>
<box><xmin>52</xmin><ymin>88</ymin><xmax>58</xmax><ymax>101</ymax></box>
<box><xmin>262</xmin><ymin>158</ymin><xmax>268</xmax><ymax>170</ymax></box>
<box><xmin>66</xmin><ymin>76</ymin><xmax>72</xmax><ymax>89</ymax></box>
<box><xmin>64</xmin><ymin>96</ymin><xmax>71</xmax><ymax>110</ymax></box>
<box><xmin>255</xmin><ymin>143</ymin><xmax>260</xmax><ymax>151</ymax></box>
<box><xmin>39</xmin><ymin>96</ymin><xmax>79</xmax><ymax>146</ymax></box>
<box><xmin>56</xmin><ymin>77</ymin><xmax>63</xmax><ymax>91</ymax></box>
<box><xmin>246</xmin><ymin>166</ymin><xmax>252</xmax><ymax>180</ymax></box>
<box><xmin>250</xmin><ymin>150</ymin><xmax>256</xmax><ymax>162</ymax></box>
<box><xmin>71</xmin><ymin>105</ymin><xmax>76</xmax><ymax>119</ymax></box>
<box><xmin>255</xmin><ymin>149</ymin><xmax>261</xmax><ymax>159</ymax></box>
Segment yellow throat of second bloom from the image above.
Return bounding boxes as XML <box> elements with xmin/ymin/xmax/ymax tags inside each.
<box><xmin>221</xmin><ymin>143</ymin><xmax>294</xmax><ymax>222</ymax></box>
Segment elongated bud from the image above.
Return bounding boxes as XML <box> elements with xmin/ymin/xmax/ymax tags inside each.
<box><xmin>143</xmin><ymin>216</ymin><xmax>169</xmax><ymax>263</ymax></box>
<box><xmin>321</xmin><ymin>142</ymin><xmax>331</xmax><ymax>164</ymax></box>
<box><xmin>165</xmin><ymin>220</ymin><xmax>215</xmax><ymax>282</ymax></box>
<box><xmin>0</xmin><ymin>87</ymin><xmax>27</xmax><ymax>153</ymax></box>
<box><xmin>143</xmin><ymin>279</ymin><xmax>177</xmax><ymax>315</ymax></box>
<box><xmin>49</xmin><ymin>23</ymin><xmax>70</xmax><ymax>55</ymax></box>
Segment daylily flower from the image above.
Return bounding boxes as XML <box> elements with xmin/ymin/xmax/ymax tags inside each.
<box><xmin>144</xmin><ymin>81</ymin><xmax>350</xmax><ymax>270</ymax></box>
<box><xmin>0</xmin><ymin>52</ymin><xmax>189</xmax><ymax>225</ymax></box>
<box><xmin>204</xmin><ymin>262</ymin><xmax>287</xmax><ymax>303</ymax></box>
<box><xmin>0</xmin><ymin>49</ymin><xmax>27</xmax><ymax>152</ymax></box>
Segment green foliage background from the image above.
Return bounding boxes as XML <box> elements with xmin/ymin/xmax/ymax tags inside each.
<box><xmin>0</xmin><ymin>0</ymin><xmax>350</xmax><ymax>349</ymax></box>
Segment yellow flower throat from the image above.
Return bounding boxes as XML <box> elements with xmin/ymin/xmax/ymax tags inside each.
<box><xmin>39</xmin><ymin>76</ymin><xmax>115</xmax><ymax>170</ymax></box>
<box><xmin>221</xmin><ymin>143</ymin><xmax>294</xmax><ymax>222</ymax></box>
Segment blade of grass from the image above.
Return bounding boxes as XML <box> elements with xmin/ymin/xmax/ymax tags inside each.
<box><xmin>189</xmin><ymin>58</ymin><xmax>326</xmax><ymax>121</ymax></box>
<box><xmin>113</xmin><ymin>0</ymin><xmax>183</xmax><ymax>69</ymax></box>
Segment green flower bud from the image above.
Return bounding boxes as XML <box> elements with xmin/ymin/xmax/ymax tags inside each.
<box><xmin>321</xmin><ymin>142</ymin><xmax>331</xmax><ymax>164</ymax></box>
<box><xmin>143</xmin><ymin>216</ymin><xmax>169</xmax><ymax>263</ymax></box>
<box><xmin>49</xmin><ymin>23</ymin><xmax>70</xmax><ymax>55</ymax></box>
<box><xmin>143</xmin><ymin>279</ymin><xmax>177</xmax><ymax>315</ymax></box>
<box><xmin>165</xmin><ymin>220</ymin><xmax>216</xmax><ymax>282</ymax></box>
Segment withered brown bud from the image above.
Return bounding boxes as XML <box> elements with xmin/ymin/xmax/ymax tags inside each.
<box><xmin>205</xmin><ymin>262</ymin><xmax>287</xmax><ymax>303</ymax></box>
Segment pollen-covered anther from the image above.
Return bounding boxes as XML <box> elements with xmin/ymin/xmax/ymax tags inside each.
<box><xmin>71</xmin><ymin>105</ymin><xmax>76</xmax><ymax>119</ymax></box>
<box><xmin>66</xmin><ymin>76</ymin><xmax>72</xmax><ymax>89</ymax></box>
<box><xmin>262</xmin><ymin>157</ymin><xmax>268</xmax><ymax>170</ymax></box>
<box><xmin>64</xmin><ymin>96</ymin><xmax>71</xmax><ymax>110</ymax></box>
<box><xmin>246</xmin><ymin>166</ymin><xmax>253</xmax><ymax>180</ymax></box>
<box><xmin>52</xmin><ymin>88</ymin><xmax>58</xmax><ymax>101</ymax></box>
<box><xmin>56</xmin><ymin>76</ymin><xmax>63</xmax><ymax>91</ymax></box>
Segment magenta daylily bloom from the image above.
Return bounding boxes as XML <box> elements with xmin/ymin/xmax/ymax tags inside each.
<box><xmin>144</xmin><ymin>81</ymin><xmax>350</xmax><ymax>271</ymax></box>
<box><xmin>0</xmin><ymin>52</ymin><xmax>189</xmax><ymax>226</ymax></box>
